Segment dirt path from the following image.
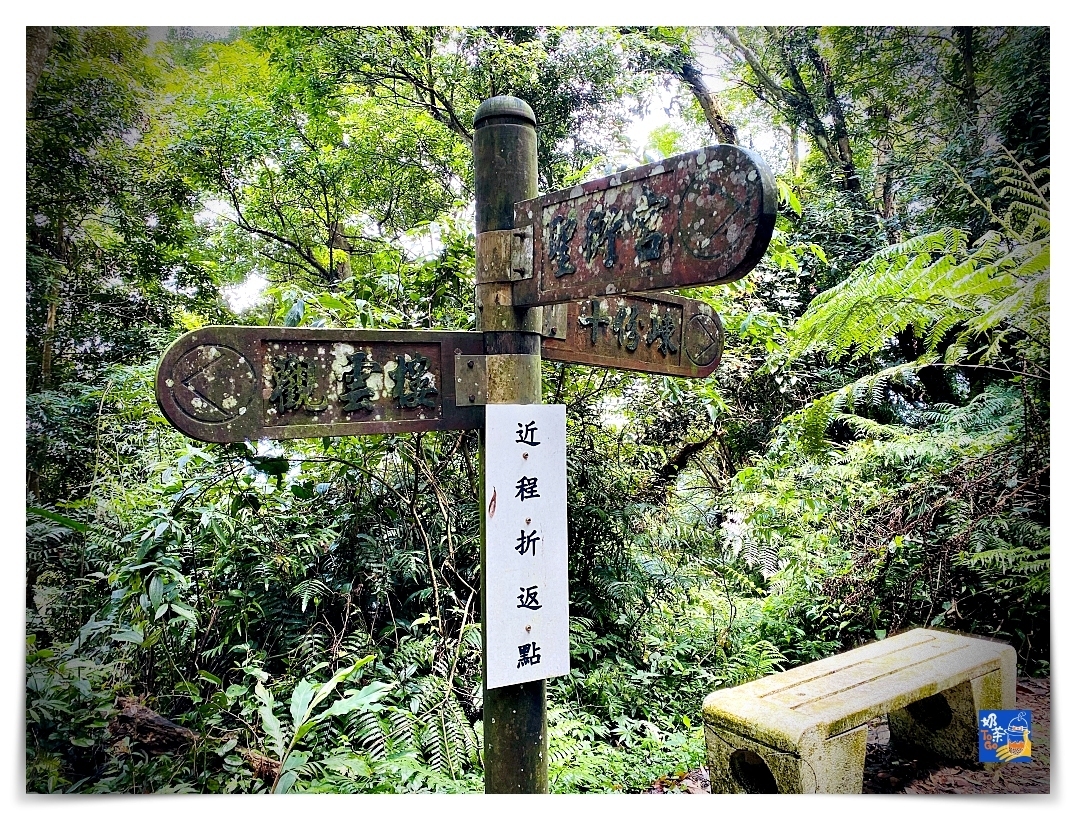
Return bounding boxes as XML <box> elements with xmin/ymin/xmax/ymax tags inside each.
<box><xmin>651</xmin><ymin>676</ymin><xmax>1050</xmax><ymax>794</ymax></box>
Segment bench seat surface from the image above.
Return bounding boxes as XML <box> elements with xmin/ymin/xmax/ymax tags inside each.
<box><xmin>704</xmin><ymin>629</ymin><xmax>1011</xmax><ymax>746</ymax></box>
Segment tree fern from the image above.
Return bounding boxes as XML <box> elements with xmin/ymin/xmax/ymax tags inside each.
<box><xmin>790</xmin><ymin>150</ymin><xmax>1048</xmax><ymax>372</ymax></box>
<box><xmin>780</xmin><ymin>149</ymin><xmax>1047</xmax><ymax>455</ymax></box>
<box><xmin>783</xmin><ymin>358</ymin><xmax>932</xmax><ymax>454</ymax></box>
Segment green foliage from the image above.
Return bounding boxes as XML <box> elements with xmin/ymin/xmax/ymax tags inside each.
<box><xmin>27</xmin><ymin>27</ymin><xmax>221</xmax><ymax>395</ymax></box>
<box><xmin>253</xmin><ymin>656</ymin><xmax>391</xmax><ymax>792</ymax></box>
<box><xmin>784</xmin><ymin>151</ymin><xmax>1047</xmax><ymax>457</ymax></box>
<box><xmin>729</xmin><ymin>384</ymin><xmax>1048</xmax><ymax>669</ymax></box>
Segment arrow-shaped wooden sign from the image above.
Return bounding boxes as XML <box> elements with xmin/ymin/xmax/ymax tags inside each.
<box><xmin>510</xmin><ymin>144</ymin><xmax>776</xmax><ymax>307</ymax></box>
<box><xmin>539</xmin><ymin>291</ymin><xmax>723</xmax><ymax>378</ymax></box>
<box><xmin>155</xmin><ymin>326</ymin><xmax>484</xmax><ymax>443</ymax></box>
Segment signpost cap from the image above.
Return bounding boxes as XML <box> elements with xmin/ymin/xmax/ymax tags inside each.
<box><xmin>474</xmin><ymin>96</ymin><xmax>536</xmax><ymax>128</ymax></box>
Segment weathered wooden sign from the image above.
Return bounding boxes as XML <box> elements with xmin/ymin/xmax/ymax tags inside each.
<box><xmin>540</xmin><ymin>291</ymin><xmax>724</xmax><ymax>378</ymax></box>
<box><xmin>155</xmin><ymin>326</ymin><xmax>484</xmax><ymax>443</ymax></box>
<box><xmin>510</xmin><ymin>144</ymin><xmax>776</xmax><ymax>307</ymax></box>
<box><xmin>484</xmin><ymin>404</ymin><xmax>569</xmax><ymax>689</ymax></box>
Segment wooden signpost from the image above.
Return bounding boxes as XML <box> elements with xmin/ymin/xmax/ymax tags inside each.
<box><xmin>154</xmin><ymin>94</ymin><xmax>774</xmax><ymax>795</ymax></box>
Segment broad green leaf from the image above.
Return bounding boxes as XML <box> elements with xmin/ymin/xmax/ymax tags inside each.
<box><xmin>274</xmin><ymin>770</ymin><xmax>299</xmax><ymax>794</ymax></box>
<box><xmin>254</xmin><ymin>681</ymin><xmax>274</xmax><ymax>708</ymax></box>
<box><xmin>280</xmin><ymin>749</ymin><xmax>308</xmax><ymax>773</ymax></box>
<box><xmin>259</xmin><ymin>702</ymin><xmax>284</xmax><ymax>759</ymax></box>
<box><xmin>317</xmin><ymin>293</ymin><xmax>350</xmax><ymax>311</ymax></box>
<box><xmin>289</xmin><ymin>678</ymin><xmax>317</xmax><ymax>728</ymax></box>
<box><xmin>321</xmin><ymin>681</ymin><xmax>394</xmax><ymax>717</ymax></box>
<box><xmin>245</xmin><ymin>666</ymin><xmax>269</xmax><ymax>683</ymax></box>
<box><xmin>274</xmin><ymin>751</ymin><xmax>309</xmax><ymax>794</ymax></box>
<box><xmin>284</xmin><ymin>299</ymin><xmax>305</xmax><ymax>327</ymax></box>
<box><xmin>170</xmin><ymin>603</ymin><xmax>197</xmax><ymax>623</ymax></box>
<box><xmin>198</xmin><ymin>670</ymin><xmax>223</xmax><ymax>686</ymax></box>
<box><xmin>27</xmin><ymin>506</ymin><xmax>88</xmax><ymax>533</ymax></box>
<box><xmin>308</xmin><ymin>655</ymin><xmax>374</xmax><ymax>713</ymax></box>
<box><xmin>291</xmin><ymin>719</ymin><xmax>317</xmax><ymax>745</ymax></box>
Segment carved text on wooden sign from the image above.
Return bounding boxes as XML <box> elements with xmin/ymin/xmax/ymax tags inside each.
<box><xmin>156</xmin><ymin>327</ymin><xmax>484</xmax><ymax>442</ymax></box>
<box><xmin>540</xmin><ymin>292</ymin><xmax>724</xmax><ymax>378</ymax></box>
<box><xmin>511</xmin><ymin>144</ymin><xmax>776</xmax><ymax>306</ymax></box>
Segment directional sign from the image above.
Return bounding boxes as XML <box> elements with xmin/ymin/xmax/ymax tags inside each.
<box><xmin>510</xmin><ymin>144</ymin><xmax>776</xmax><ymax>306</ymax></box>
<box><xmin>484</xmin><ymin>404</ymin><xmax>569</xmax><ymax>689</ymax></box>
<box><xmin>540</xmin><ymin>291</ymin><xmax>724</xmax><ymax>378</ymax></box>
<box><xmin>155</xmin><ymin>326</ymin><xmax>484</xmax><ymax>442</ymax></box>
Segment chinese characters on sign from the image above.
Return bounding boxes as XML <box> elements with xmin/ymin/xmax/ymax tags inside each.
<box><xmin>540</xmin><ymin>292</ymin><xmax>725</xmax><ymax>378</ymax></box>
<box><xmin>262</xmin><ymin>345</ymin><xmax>439</xmax><ymax>426</ymax></box>
<box><xmin>512</xmin><ymin>144</ymin><xmax>776</xmax><ymax>307</ymax></box>
<box><xmin>268</xmin><ymin>350</ymin><xmax>437</xmax><ymax>417</ymax></box>
<box><xmin>339</xmin><ymin>351</ymin><xmax>381</xmax><ymax>413</ymax></box>
<box><xmin>978</xmin><ymin>710</ymin><xmax>1033</xmax><ymax>763</ymax></box>
<box><xmin>155</xmin><ymin>327</ymin><xmax>484</xmax><ymax>443</ymax></box>
<box><xmin>484</xmin><ymin>404</ymin><xmax>569</xmax><ymax>689</ymax></box>
<box><xmin>268</xmin><ymin>353</ymin><xmax>328</xmax><ymax>413</ymax></box>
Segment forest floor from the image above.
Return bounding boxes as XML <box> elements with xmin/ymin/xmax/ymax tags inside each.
<box><xmin>651</xmin><ymin>676</ymin><xmax>1050</xmax><ymax>795</ymax></box>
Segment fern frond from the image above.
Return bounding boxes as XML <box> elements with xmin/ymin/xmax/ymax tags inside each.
<box><xmin>791</xmin><ymin>149</ymin><xmax>1048</xmax><ymax>371</ymax></box>
<box><xmin>832</xmin><ymin>413</ymin><xmax>906</xmax><ymax>441</ymax></box>
<box><xmin>347</xmin><ymin>709</ymin><xmax>387</xmax><ymax>760</ymax></box>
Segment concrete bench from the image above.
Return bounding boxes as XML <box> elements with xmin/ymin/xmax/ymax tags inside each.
<box><xmin>702</xmin><ymin>628</ymin><xmax>1016</xmax><ymax>793</ymax></box>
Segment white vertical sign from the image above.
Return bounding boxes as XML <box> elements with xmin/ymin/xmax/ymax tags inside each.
<box><xmin>484</xmin><ymin>404</ymin><xmax>569</xmax><ymax>689</ymax></box>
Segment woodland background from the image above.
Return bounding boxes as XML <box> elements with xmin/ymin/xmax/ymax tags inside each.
<box><xmin>25</xmin><ymin>25</ymin><xmax>1048</xmax><ymax>793</ymax></box>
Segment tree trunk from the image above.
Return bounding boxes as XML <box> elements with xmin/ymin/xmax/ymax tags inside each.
<box><xmin>788</xmin><ymin>123</ymin><xmax>800</xmax><ymax>176</ymax></box>
<box><xmin>329</xmin><ymin>220</ymin><xmax>353</xmax><ymax>281</ymax></box>
<box><xmin>872</xmin><ymin>105</ymin><xmax>897</xmax><ymax>242</ymax></box>
<box><xmin>26</xmin><ymin>26</ymin><xmax>55</xmax><ymax>112</ymax></box>
<box><xmin>954</xmin><ymin>26</ymin><xmax>979</xmax><ymax>123</ymax></box>
<box><xmin>802</xmin><ymin>38</ymin><xmax>863</xmax><ymax>200</ymax></box>
<box><xmin>40</xmin><ymin>218</ymin><xmax>67</xmax><ymax>390</ymax></box>
<box><xmin>40</xmin><ymin>287</ymin><xmax>58</xmax><ymax>389</ymax></box>
<box><xmin>677</xmin><ymin>60</ymin><xmax>738</xmax><ymax>145</ymax></box>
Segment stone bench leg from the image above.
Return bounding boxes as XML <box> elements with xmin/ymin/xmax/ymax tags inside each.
<box><xmin>888</xmin><ymin>655</ymin><xmax>1015</xmax><ymax>763</ymax></box>
<box><xmin>705</xmin><ymin>723</ymin><xmax>868</xmax><ymax>794</ymax></box>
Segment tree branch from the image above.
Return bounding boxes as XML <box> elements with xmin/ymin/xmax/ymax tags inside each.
<box><xmin>675</xmin><ymin>59</ymin><xmax>738</xmax><ymax>144</ymax></box>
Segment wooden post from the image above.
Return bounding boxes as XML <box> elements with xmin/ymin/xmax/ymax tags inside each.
<box><xmin>473</xmin><ymin>95</ymin><xmax>547</xmax><ymax>793</ymax></box>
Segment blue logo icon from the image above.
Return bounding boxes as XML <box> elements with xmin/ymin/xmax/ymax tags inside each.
<box><xmin>979</xmin><ymin>709</ymin><xmax>1032</xmax><ymax>763</ymax></box>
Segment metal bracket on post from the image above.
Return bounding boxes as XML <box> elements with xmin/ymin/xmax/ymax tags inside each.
<box><xmin>455</xmin><ymin>354</ymin><xmax>488</xmax><ymax>406</ymax></box>
<box><xmin>511</xmin><ymin>225</ymin><xmax>533</xmax><ymax>281</ymax></box>
<box><xmin>456</xmin><ymin>353</ymin><xmax>545</xmax><ymax>406</ymax></box>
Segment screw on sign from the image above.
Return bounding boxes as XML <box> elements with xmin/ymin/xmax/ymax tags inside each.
<box><xmin>511</xmin><ymin>143</ymin><xmax>776</xmax><ymax>307</ymax></box>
